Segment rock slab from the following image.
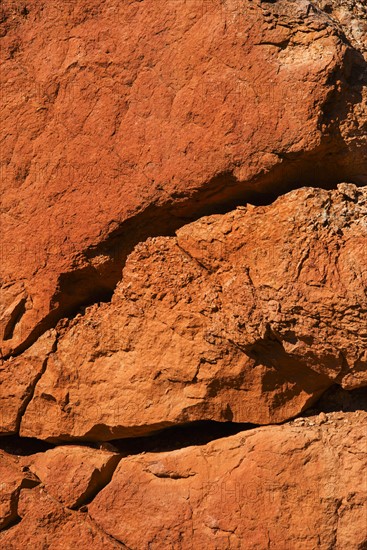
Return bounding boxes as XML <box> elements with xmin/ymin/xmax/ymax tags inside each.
<box><xmin>18</xmin><ymin>186</ymin><xmax>367</xmax><ymax>441</ymax></box>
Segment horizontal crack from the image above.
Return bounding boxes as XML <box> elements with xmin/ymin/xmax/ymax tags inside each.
<box><xmin>1</xmin><ymin>387</ymin><xmax>366</xmax><ymax>456</ymax></box>
<box><xmin>5</xmin><ymin>138</ymin><xmax>367</xmax><ymax>362</ymax></box>
<box><xmin>0</xmin><ymin>421</ymin><xmax>256</xmax><ymax>456</ymax></box>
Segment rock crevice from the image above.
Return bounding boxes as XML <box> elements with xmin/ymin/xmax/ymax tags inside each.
<box><xmin>0</xmin><ymin>0</ymin><xmax>366</xmax><ymax>547</ymax></box>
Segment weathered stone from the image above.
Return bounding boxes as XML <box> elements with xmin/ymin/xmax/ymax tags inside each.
<box><xmin>0</xmin><ymin>486</ymin><xmax>120</xmax><ymax>549</ymax></box>
<box><xmin>20</xmin><ymin>186</ymin><xmax>367</xmax><ymax>441</ymax></box>
<box><xmin>0</xmin><ymin>331</ymin><xmax>56</xmax><ymax>435</ymax></box>
<box><xmin>89</xmin><ymin>412</ymin><xmax>367</xmax><ymax>549</ymax></box>
<box><xmin>0</xmin><ymin>0</ymin><xmax>366</xmax><ymax>545</ymax></box>
<box><xmin>314</xmin><ymin>0</ymin><xmax>367</xmax><ymax>57</ymax></box>
<box><xmin>26</xmin><ymin>445</ymin><xmax>121</xmax><ymax>508</ymax></box>
<box><xmin>1</xmin><ymin>0</ymin><xmax>366</xmax><ymax>359</ymax></box>
<box><xmin>0</xmin><ymin>451</ymin><xmax>39</xmax><ymax>531</ymax></box>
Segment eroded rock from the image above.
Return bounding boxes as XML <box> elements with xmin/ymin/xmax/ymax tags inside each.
<box><xmin>0</xmin><ymin>451</ymin><xmax>39</xmax><ymax>531</ymax></box>
<box><xmin>26</xmin><ymin>445</ymin><xmax>121</xmax><ymax>509</ymax></box>
<box><xmin>19</xmin><ymin>186</ymin><xmax>367</xmax><ymax>441</ymax></box>
<box><xmin>89</xmin><ymin>411</ymin><xmax>367</xmax><ymax>549</ymax></box>
<box><xmin>314</xmin><ymin>0</ymin><xmax>367</xmax><ymax>56</ymax></box>
<box><xmin>1</xmin><ymin>0</ymin><xmax>366</xmax><ymax>358</ymax></box>
<box><xmin>0</xmin><ymin>486</ymin><xmax>121</xmax><ymax>549</ymax></box>
<box><xmin>0</xmin><ymin>331</ymin><xmax>56</xmax><ymax>435</ymax></box>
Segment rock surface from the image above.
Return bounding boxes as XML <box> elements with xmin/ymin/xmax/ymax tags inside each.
<box><xmin>314</xmin><ymin>0</ymin><xmax>367</xmax><ymax>56</ymax></box>
<box><xmin>2</xmin><ymin>412</ymin><xmax>365</xmax><ymax>549</ymax></box>
<box><xmin>88</xmin><ymin>411</ymin><xmax>367</xmax><ymax>550</ymax></box>
<box><xmin>26</xmin><ymin>445</ymin><xmax>121</xmax><ymax>508</ymax></box>
<box><xmin>0</xmin><ymin>330</ymin><xmax>56</xmax><ymax>435</ymax></box>
<box><xmin>0</xmin><ymin>486</ymin><xmax>121</xmax><ymax>550</ymax></box>
<box><xmin>0</xmin><ymin>451</ymin><xmax>39</xmax><ymax>531</ymax></box>
<box><xmin>0</xmin><ymin>0</ymin><xmax>367</xmax><ymax>547</ymax></box>
<box><xmin>1</xmin><ymin>0</ymin><xmax>366</xmax><ymax>358</ymax></box>
<box><xmin>17</xmin><ymin>185</ymin><xmax>367</xmax><ymax>441</ymax></box>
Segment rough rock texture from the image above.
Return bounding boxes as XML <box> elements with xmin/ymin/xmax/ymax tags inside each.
<box><xmin>1</xmin><ymin>412</ymin><xmax>365</xmax><ymax>549</ymax></box>
<box><xmin>1</xmin><ymin>0</ymin><xmax>367</xmax><ymax>358</ymax></box>
<box><xmin>1</xmin><ymin>0</ymin><xmax>367</xmax><ymax>547</ymax></box>
<box><xmin>0</xmin><ymin>486</ymin><xmax>121</xmax><ymax>550</ymax></box>
<box><xmin>0</xmin><ymin>330</ymin><xmax>56</xmax><ymax>435</ymax></box>
<box><xmin>88</xmin><ymin>411</ymin><xmax>367</xmax><ymax>550</ymax></box>
<box><xmin>0</xmin><ymin>451</ymin><xmax>39</xmax><ymax>530</ymax></box>
<box><xmin>0</xmin><ymin>445</ymin><xmax>121</xmax><ymax>548</ymax></box>
<box><xmin>26</xmin><ymin>446</ymin><xmax>121</xmax><ymax>508</ymax></box>
<box><xmin>17</xmin><ymin>185</ymin><xmax>367</xmax><ymax>441</ymax></box>
<box><xmin>314</xmin><ymin>0</ymin><xmax>367</xmax><ymax>56</ymax></box>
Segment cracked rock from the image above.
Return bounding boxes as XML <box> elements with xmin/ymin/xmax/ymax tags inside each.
<box><xmin>18</xmin><ymin>186</ymin><xmax>367</xmax><ymax>442</ymax></box>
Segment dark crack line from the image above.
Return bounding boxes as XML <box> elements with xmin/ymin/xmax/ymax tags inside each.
<box><xmin>15</xmin><ymin>335</ymin><xmax>59</xmax><ymax>434</ymax></box>
<box><xmin>86</xmin><ymin>513</ymin><xmax>133</xmax><ymax>549</ymax></box>
<box><xmin>4</xmin><ymin>178</ymin><xmax>366</xmax><ymax>364</ymax></box>
<box><xmin>72</xmin><ymin>454</ymin><xmax>122</xmax><ymax>510</ymax></box>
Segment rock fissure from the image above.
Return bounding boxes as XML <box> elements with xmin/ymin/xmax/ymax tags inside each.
<box><xmin>1</xmin><ymin>0</ymin><xmax>367</xmax><ymax>545</ymax></box>
<box><xmin>5</xmin><ymin>185</ymin><xmax>365</xmax><ymax>443</ymax></box>
<box><xmin>4</xmin><ymin>176</ymin><xmax>364</xmax><ymax>364</ymax></box>
<box><xmin>14</xmin><ymin>353</ymin><xmax>53</xmax><ymax>435</ymax></box>
<box><xmin>2</xmin><ymin>385</ymin><xmax>366</xmax><ymax>455</ymax></box>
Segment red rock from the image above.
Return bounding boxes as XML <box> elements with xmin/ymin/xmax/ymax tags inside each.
<box><xmin>0</xmin><ymin>451</ymin><xmax>39</xmax><ymax>530</ymax></box>
<box><xmin>0</xmin><ymin>330</ymin><xmax>56</xmax><ymax>435</ymax></box>
<box><xmin>25</xmin><ymin>445</ymin><xmax>121</xmax><ymax>509</ymax></box>
<box><xmin>0</xmin><ymin>0</ymin><xmax>366</xmax><ymax>545</ymax></box>
<box><xmin>1</xmin><ymin>0</ymin><xmax>366</xmax><ymax>359</ymax></box>
<box><xmin>89</xmin><ymin>411</ymin><xmax>367</xmax><ymax>549</ymax></box>
<box><xmin>0</xmin><ymin>486</ymin><xmax>120</xmax><ymax>549</ymax></box>
<box><xmin>19</xmin><ymin>186</ymin><xmax>367</xmax><ymax>441</ymax></box>
<box><xmin>314</xmin><ymin>0</ymin><xmax>367</xmax><ymax>57</ymax></box>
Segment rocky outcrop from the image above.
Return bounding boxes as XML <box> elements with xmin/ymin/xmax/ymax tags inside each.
<box><xmin>1</xmin><ymin>0</ymin><xmax>366</xmax><ymax>358</ymax></box>
<box><xmin>0</xmin><ymin>331</ymin><xmax>56</xmax><ymax>435</ymax></box>
<box><xmin>26</xmin><ymin>446</ymin><xmax>121</xmax><ymax>509</ymax></box>
<box><xmin>314</xmin><ymin>0</ymin><xmax>367</xmax><ymax>56</ymax></box>
<box><xmin>0</xmin><ymin>486</ymin><xmax>121</xmax><ymax>549</ymax></box>
<box><xmin>1</xmin><ymin>411</ymin><xmax>366</xmax><ymax>549</ymax></box>
<box><xmin>15</xmin><ymin>185</ymin><xmax>367</xmax><ymax>441</ymax></box>
<box><xmin>0</xmin><ymin>451</ymin><xmax>39</xmax><ymax>531</ymax></box>
<box><xmin>0</xmin><ymin>444</ymin><xmax>122</xmax><ymax>548</ymax></box>
<box><xmin>88</xmin><ymin>411</ymin><xmax>367</xmax><ymax>549</ymax></box>
<box><xmin>1</xmin><ymin>0</ymin><xmax>366</xmax><ymax>547</ymax></box>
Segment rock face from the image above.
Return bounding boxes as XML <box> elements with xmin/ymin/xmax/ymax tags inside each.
<box><xmin>0</xmin><ymin>451</ymin><xmax>39</xmax><ymax>531</ymax></box>
<box><xmin>1</xmin><ymin>0</ymin><xmax>366</xmax><ymax>358</ymax></box>
<box><xmin>26</xmin><ymin>446</ymin><xmax>121</xmax><ymax>509</ymax></box>
<box><xmin>0</xmin><ymin>0</ymin><xmax>367</xmax><ymax>548</ymax></box>
<box><xmin>314</xmin><ymin>0</ymin><xmax>367</xmax><ymax>56</ymax></box>
<box><xmin>17</xmin><ymin>185</ymin><xmax>367</xmax><ymax>441</ymax></box>
<box><xmin>0</xmin><ymin>486</ymin><xmax>121</xmax><ymax>550</ymax></box>
<box><xmin>88</xmin><ymin>412</ymin><xmax>367</xmax><ymax>550</ymax></box>
<box><xmin>0</xmin><ymin>331</ymin><xmax>56</xmax><ymax>435</ymax></box>
<box><xmin>1</xmin><ymin>412</ymin><xmax>366</xmax><ymax>549</ymax></box>
<box><xmin>0</xmin><ymin>445</ymin><xmax>122</xmax><ymax>548</ymax></box>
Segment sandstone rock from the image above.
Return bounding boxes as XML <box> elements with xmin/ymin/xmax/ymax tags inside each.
<box><xmin>89</xmin><ymin>412</ymin><xmax>367</xmax><ymax>549</ymax></box>
<box><xmin>1</xmin><ymin>0</ymin><xmax>366</xmax><ymax>358</ymax></box>
<box><xmin>25</xmin><ymin>445</ymin><xmax>121</xmax><ymax>509</ymax></box>
<box><xmin>1</xmin><ymin>0</ymin><xmax>366</xmax><ymax>545</ymax></box>
<box><xmin>19</xmin><ymin>186</ymin><xmax>367</xmax><ymax>441</ymax></box>
<box><xmin>0</xmin><ymin>451</ymin><xmax>39</xmax><ymax>530</ymax></box>
<box><xmin>0</xmin><ymin>330</ymin><xmax>56</xmax><ymax>435</ymax></box>
<box><xmin>0</xmin><ymin>486</ymin><xmax>120</xmax><ymax>549</ymax></box>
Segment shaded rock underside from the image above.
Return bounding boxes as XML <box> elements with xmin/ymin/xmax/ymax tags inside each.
<box><xmin>0</xmin><ymin>0</ymin><xmax>367</xmax><ymax>548</ymax></box>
